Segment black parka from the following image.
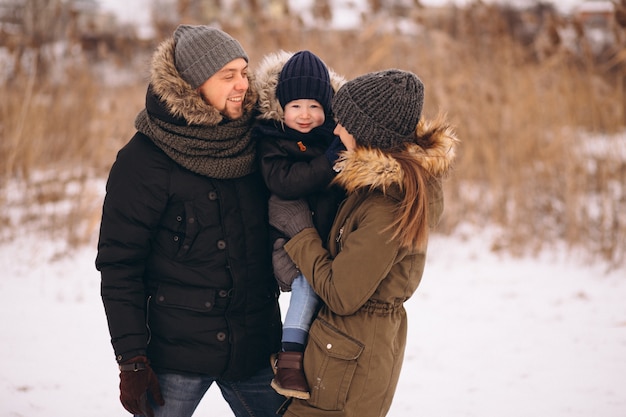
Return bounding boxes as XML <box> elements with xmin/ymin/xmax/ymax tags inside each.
<box><xmin>96</xmin><ymin>37</ymin><xmax>281</xmax><ymax>380</ymax></box>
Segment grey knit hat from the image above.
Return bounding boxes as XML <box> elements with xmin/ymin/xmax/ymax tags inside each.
<box><xmin>276</xmin><ymin>50</ymin><xmax>333</xmax><ymax>113</ymax></box>
<box><xmin>332</xmin><ymin>69</ymin><xmax>424</xmax><ymax>150</ymax></box>
<box><xmin>173</xmin><ymin>25</ymin><xmax>248</xmax><ymax>89</ymax></box>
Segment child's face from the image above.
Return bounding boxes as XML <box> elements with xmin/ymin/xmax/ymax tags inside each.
<box><xmin>283</xmin><ymin>99</ymin><xmax>326</xmax><ymax>134</ymax></box>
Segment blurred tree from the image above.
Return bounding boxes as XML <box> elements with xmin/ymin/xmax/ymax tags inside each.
<box><xmin>4</xmin><ymin>0</ymin><xmax>116</xmax><ymax>79</ymax></box>
<box><xmin>312</xmin><ymin>0</ymin><xmax>332</xmax><ymax>23</ymax></box>
<box><xmin>0</xmin><ymin>0</ymin><xmax>70</xmax><ymax>78</ymax></box>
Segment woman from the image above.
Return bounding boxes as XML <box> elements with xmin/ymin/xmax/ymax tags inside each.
<box><xmin>268</xmin><ymin>69</ymin><xmax>459</xmax><ymax>417</ymax></box>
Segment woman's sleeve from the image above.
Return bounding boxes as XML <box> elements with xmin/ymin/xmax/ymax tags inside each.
<box><xmin>284</xmin><ymin>196</ymin><xmax>399</xmax><ymax>315</ymax></box>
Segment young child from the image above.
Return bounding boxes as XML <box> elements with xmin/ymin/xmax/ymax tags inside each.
<box><xmin>253</xmin><ymin>50</ymin><xmax>346</xmax><ymax>399</ymax></box>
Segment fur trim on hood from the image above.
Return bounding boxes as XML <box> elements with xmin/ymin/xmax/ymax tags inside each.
<box><xmin>149</xmin><ymin>38</ymin><xmax>257</xmax><ymax>126</ymax></box>
<box><xmin>253</xmin><ymin>50</ymin><xmax>346</xmax><ymax>122</ymax></box>
<box><xmin>334</xmin><ymin>114</ymin><xmax>459</xmax><ymax>194</ymax></box>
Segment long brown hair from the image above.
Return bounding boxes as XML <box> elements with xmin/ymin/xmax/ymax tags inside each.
<box><xmin>384</xmin><ymin>151</ymin><xmax>433</xmax><ymax>251</ymax></box>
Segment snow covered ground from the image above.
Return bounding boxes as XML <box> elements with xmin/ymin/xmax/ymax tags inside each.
<box><xmin>1</xmin><ymin>225</ymin><xmax>624</xmax><ymax>417</ymax></box>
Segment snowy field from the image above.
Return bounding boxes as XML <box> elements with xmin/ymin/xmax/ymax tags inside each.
<box><xmin>1</xmin><ymin>226</ymin><xmax>624</xmax><ymax>417</ymax></box>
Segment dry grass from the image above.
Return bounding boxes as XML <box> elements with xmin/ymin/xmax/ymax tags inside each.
<box><xmin>0</xmin><ymin>61</ymin><xmax>144</xmax><ymax>249</ymax></box>
<box><xmin>1</xmin><ymin>3</ymin><xmax>625</xmax><ymax>266</ymax></box>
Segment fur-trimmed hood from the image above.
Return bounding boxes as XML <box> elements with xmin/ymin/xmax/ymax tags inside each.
<box><xmin>148</xmin><ymin>37</ymin><xmax>257</xmax><ymax>126</ymax></box>
<box><xmin>252</xmin><ymin>50</ymin><xmax>346</xmax><ymax>122</ymax></box>
<box><xmin>333</xmin><ymin>115</ymin><xmax>459</xmax><ymax>194</ymax></box>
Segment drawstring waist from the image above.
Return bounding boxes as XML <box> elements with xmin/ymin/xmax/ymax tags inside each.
<box><xmin>360</xmin><ymin>299</ymin><xmax>404</xmax><ymax>315</ymax></box>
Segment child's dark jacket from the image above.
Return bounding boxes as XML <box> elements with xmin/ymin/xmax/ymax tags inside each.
<box><xmin>253</xmin><ymin>50</ymin><xmax>347</xmax><ymax>244</ymax></box>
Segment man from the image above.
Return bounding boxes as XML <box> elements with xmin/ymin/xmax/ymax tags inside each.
<box><xmin>96</xmin><ymin>25</ymin><xmax>284</xmax><ymax>417</ymax></box>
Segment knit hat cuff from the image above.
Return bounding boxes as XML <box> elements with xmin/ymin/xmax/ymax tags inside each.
<box><xmin>277</xmin><ymin>76</ymin><xmax>332</xmax><ymax>111</ymax></box>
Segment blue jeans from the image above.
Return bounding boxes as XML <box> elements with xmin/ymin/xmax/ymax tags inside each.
<box><xmin>139</xmin><ymin>365</ymin><xmax>286</xmax><ymax>417</ymax></box>
<box><xmin>282</xmin><ymin>274</ymin><xmax>319</xmax><ymax>345</ymax></box>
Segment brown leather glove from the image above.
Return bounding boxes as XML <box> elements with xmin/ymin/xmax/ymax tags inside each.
<box><xmin>119</xmin><ymin>356</ymin><xmax>165</xmax><ymax>417</ymax></box>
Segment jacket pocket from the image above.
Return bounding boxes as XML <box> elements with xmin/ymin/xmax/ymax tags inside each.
<box><xmin>176</xmin><ymin>201</ymin><xmax>199</xmax><ymax>259</ymax></box>
<box><xmin>305</xmin><ymin>318</ymin><xmax>364</xmax><ymax>411</ymax></box>
<box><xmin>154</xmin><ymin>200</ymin><xmax>199</xmax><ymax>259</ymax></box>
<box><xmin>154</xmin><ymin>283</ymin><xmax>216</xmax><ymax>313</ymax></box>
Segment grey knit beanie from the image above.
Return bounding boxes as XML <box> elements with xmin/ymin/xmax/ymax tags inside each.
<box><xmin>173</xmin><ymin>25</ymin><xmax>248</xmax><ymax>89</ymax></box>
<box><xmin>276</xmin><ymin>50</ymin><xmax>333</xmax><ymax>113</ymax></box>
<box><xmin>332</xmin><ymin>69</ymin><xmax>424</xmax><ymax>150</ymax></box>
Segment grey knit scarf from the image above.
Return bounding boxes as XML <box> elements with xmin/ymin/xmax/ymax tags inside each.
<box><xmin>135</xmin><ymin>109</ymin><xmax>257</xmax><ymax>179</ymax></box>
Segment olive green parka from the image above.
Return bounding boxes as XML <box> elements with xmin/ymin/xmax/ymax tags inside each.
<box><xmin>284</xmin><ymin>117</ymin><xmax>458</xmax><ymax>417</ymax></box>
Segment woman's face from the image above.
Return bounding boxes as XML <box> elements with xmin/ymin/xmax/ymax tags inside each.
<box><xmin>333</xmin><ymin>123</ymin><xmax>357</xmax><ymax>151</ymax></box>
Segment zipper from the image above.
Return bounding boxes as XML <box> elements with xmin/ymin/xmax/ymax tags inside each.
<box><xmin>336</xmin><ymin>227</ymin><xmax>344</xmax><ymax>243</ymax></box>
<box><xmin>336</xmin><ymin>226</ymin><xmax>344</xmax><ymax>252</ymax></box>
<box><xmin>145</xmin><ymin>295</ymin><xmax>152</xmax><ymax>345</ymax></box>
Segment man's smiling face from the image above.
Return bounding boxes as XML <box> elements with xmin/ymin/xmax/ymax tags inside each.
<box><xmin>196</xmin><ymin>58</ymin><xmax>249</xmax><ymax>120</ymax></box>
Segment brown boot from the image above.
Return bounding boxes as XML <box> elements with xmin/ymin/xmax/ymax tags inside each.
<box><xmin>270</xmin><ymin>351</ymin><xmax>310</xmax><ymax>399</ymax></box>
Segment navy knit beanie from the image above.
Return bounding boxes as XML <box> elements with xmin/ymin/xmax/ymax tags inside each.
<box><xmin>332</xmin><ymin>69</ymin><xmax>424</xmax><ymax>150</ymax></box>
<box><xmin>173</xmin><ymin>25</ymin><xmax>248</xmax><ymax>89</ymax></box>
<box><xmin>276</xmin><ymin>51</ymin><xmax>333</xmax><ymax>113</ymax></box>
